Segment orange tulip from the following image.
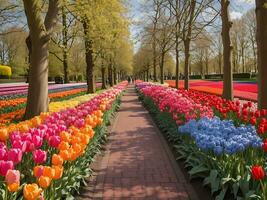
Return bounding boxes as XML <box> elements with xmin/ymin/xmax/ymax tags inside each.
<box><xmin>70</xmin><ymin>136</ymin><xmax>81</xmax><ymax>145</ymax></box>
<box><xmin>32</xmin><ymin>117</ymin><xmax>41</xmax><ymax>127</ymax></box>
<box><xmin>7</xmin><ymin>182</ymin><xmax>20</xmax><ymax>192</ymax></box>
<box><xmin>38</xmin><ymin>176</ymin><xmax>52</xmax><ymax>189</ymax></box>
<box><xmin>58</xmin><ymin>141</ymin><xmax>70</xmax><ymax>151</ymax></box>
<box><xmin>67</xmin><ymin>148</ymin><xmax>76</xmax><ymax>161</ymax></box>
<box><xmin>52</xmin><ymin>154</ymin><xmax>63</xmax><ymax>166</ymax></box>
<box><xmin>20</xmin><ymin>124</ymin><xmax>29</xmax><ymax>133</ymax></box>
<box><xmin>85</xmin><ymin>116</ymin><xmax>94</xmax><ymax>126</ymax></box>
<box><xmin>33</xmin><ymin>165</ymin><xmax>44</xmax><ymax>178</ymax></box>
<box><xmin>59</xmin><ymin>150</ymin><xmax>70</xmax><ymax>161</ymax></box>
<box><xmin>23</xmin><ymin>183</ymin><xmax>42</xmax><ymax>200</ymax></box>
<box><xmin>72</xmin><ymin>143</ymin><xmax>82</xmax><ymax>154</ymax></box>
<box><xmin>0</xmin><ymin>128</ymin><xmax>8</xmax><ymax>142</ymax></box>
<box><xmin>99</xmin><ymin>104</ymin><xmax>106</xmax><ymax>111</ymax></box>
<box><xmin>95</xmin><ymin>110</ymin><xmax>103</xmax><ymax>118</ymax></box>
<box><xmin>60</xmin><ymin>131</ymin><xmax>71</xmax><ymax>143</ymax></box>
<box><xmin>42</xmin><ymin>166</ymin><xmax>55</xmax><ymax>179</ymax></box>
<box><xmin>81</xmin><ymin>125</ymin><xmax>93</xmax><ymax>135</ymax></box>
<box><xmin>80</xmin><ymin>134</ymin><xmax>90</xmax><ymax>145</ymax></box>
<box><xmin>52</xmin><ymin>165</ymin><xmax>63</xmax><ymax>180</ymax></box>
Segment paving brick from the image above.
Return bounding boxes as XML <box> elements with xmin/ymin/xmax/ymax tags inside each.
<box><xmin>76</xmin><ymin>85</ymin><xmax>198</xmax><ymax>200</ymax></box>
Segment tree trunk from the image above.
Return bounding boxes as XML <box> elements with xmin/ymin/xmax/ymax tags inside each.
<box><xmin>241</xmin><ymin>47</ymin><xmax>245</xmax><ymax>73</ymax></box>
<box><xmin>160</xmin><ymin>52</ymin><xmax>165</xmax><ymax>84</ymax></box>
<box><xmin>83</xmin><ymin>20</ymin><xmax>95</xmax><ymax>93</ymax></box>
<box><xmin>175</xmin><ymin>36</ymin><xmax>179</xmax><ymax>89</ymax></box>
<box><xmin>219</xmin><ymin>51</ymin><xmax>222</xmax><ymax>74</ymax></box>
<box><xmin>205</xmin><ymin>49</ymin><xmax>209</xmax><ymax>75</ymax></box>
<box><xmin>25</xmin><ymin>38</ymin><xmax>49</xmax><ymax>118</ymax></box>
<box><xmin>113</xmin><ymin>67</ymin><xmax>117</xmax><ymax>85</ymax></box>
<box><xmin>221</xmin><ymin>0</ymin><xmax>233</xmax><ymax>100</ymax></box>
<box><xmin>101</xmin><ymin>66</ymin><xmax>106</xmax><ymax>89</ymax></box>
<box><xmin>252</xmin><ymin>38</ymin><xmax>257</xmax><ymax>73</ymax></box>
<box><xmin>23</xmin><ymin>0</ymin><xmax>59</xmax><ymax>119</ymax></box>
<box><xmin>108</xmin><ymin>61</ymin><xmax>113</xmax><ymax>86</ymax></box>
<box><xmin>184</xmin><ymin>0</ymin><xmax>196</xmax><ymax>90</ymax></box>
<box><xmin>256</xmin><ymin>0</ymin><xmax>267</xmax><ymax>109</ymax></box>
<box><xmin>184</xmin><ymin>39</ymin><xmax>190</xmax><ymax>90</ymax></box>
<box><xmin>146</xmin><ymin>69</ymin><xmax>149</xmax><ymax>82</ymax></box>
<box><xmin>62</xmin><ymin>6</ymin><xmax>69</xmax><ymax>83</ymax></box>
<box><xmin>153</xmin><ymin>28</ymin><xmax>157</xmax><ymax>82</ymax></box>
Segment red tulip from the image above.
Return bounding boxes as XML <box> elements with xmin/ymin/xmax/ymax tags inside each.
<box><xmin>258</xmin><ymin>126</ymin><xmax>265</xmax><ymax>135</ymax></box>
<box><xmin>250</xmin><ymin>117</ymin><xmax>257</xmax><ymax>125</ymax></box>
<box><xmin>242</xmin><ymin>109</ymin><xmax>248</xmax><ymax>116</ymax></box>
<box><xmin>251</xmin><ymin>165</ymin><xmax>265</xmax><ymax>180</ymax></box>
<box><xmin>261</xmin><ymin>109</ymin><xmax>267</xmax><ymax>116</ymax></box>
<box><xmin>263</xmin><ymin>140</ymin><xmax>267</xmax><ymax>152</ymax></box>
<box><xmin>255</xmin><ymin>111</ymin><xmax>261</xmax><ymax>118</ymax></box>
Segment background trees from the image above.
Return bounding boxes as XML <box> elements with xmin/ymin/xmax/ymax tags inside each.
<box><xmin>0</xmin><ymin>0</ymin><xmax>133</xmax><ymax>118</ymax></box>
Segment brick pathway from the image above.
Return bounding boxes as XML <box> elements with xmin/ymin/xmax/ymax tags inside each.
<box><xmin>77</xmin><ymin>85</ymin><xmax>199</xmax><ymax>200</ymax></box>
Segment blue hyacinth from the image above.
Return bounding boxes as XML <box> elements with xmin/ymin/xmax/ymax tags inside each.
<box><xmin>178</xmin><ymin>117</ymin><xmax>263</xmax><ymax>156</ymax></box>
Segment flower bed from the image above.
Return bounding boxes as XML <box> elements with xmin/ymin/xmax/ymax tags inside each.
<box><xmin>0</xmin><ymin>82</ymin><xmax>127</xmax><ymax>199</ymax></box>
<box><xmin>166</xmin><ymin>80</ymin><xmax>258</xmax><ymax>101</ymax></box>
<box><xmin>137</xmin><ymin>82</ymin><xmax>267</xmax><ymax>199</ymax></box>
<box><xmin>0</xmin><ymin>88</ymin><xmax>89</xmax><ymax>127</ymax></box>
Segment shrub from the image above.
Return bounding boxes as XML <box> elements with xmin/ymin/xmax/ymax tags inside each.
<box><xmin>0</xmin><ymin>65</ymin><xmax>12</xmax><ymax>79</ymax></box>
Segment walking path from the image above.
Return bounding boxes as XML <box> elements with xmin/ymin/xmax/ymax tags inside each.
<box><xmin>77</xmin><ymin>85</ymin><xmax>198</xmax><ymax>200</ymax></box>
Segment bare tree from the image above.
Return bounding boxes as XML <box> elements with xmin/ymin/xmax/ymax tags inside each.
<box><xmin>255</xmin><ymin>0</ymin><xmax>267</xmax><ymax>109</ymax></box>
<box><xmin>179</xmin><ymin>0</ymin><xmax>218</xmax><ymax>90</ymax></box>
<box><xmin>244</xmin><ymin>9</ymin><xmax>257</xmax><ymax>73</ymax></box>
<box><xmin>221</xmin><ymin>0</ymin><xmax>233</xmax><ymax>100</ymax></box>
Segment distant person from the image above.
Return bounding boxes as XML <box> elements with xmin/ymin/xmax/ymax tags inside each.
<box><xmin>127</xmin><ymin>76</ymin><xmax>130</xmax><ymax>83</ymax></box>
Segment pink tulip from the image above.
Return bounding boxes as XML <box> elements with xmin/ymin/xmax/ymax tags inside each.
<box><xmin>48</xmin><ymin>135</ymin><xmax>60</xmax><ymax>148</ymax></box>
<box><xmin>0</xmin><ymin>161</ymin><xmax>14</xmax><ymax>176</ymax></box>
<box><xmin>5</xmin><ymin>169</ymin><xmax>20</xmax><ymax>184</ymax></box>
<box><xmin>10</xmin><ymin>132</ymin><xmax>21</xmax><ymax>144</ymax></box>
<box><xmin>33</xmin><ymin>150</ymin><xmax>47</xmax><ymax>164</ymax></box>
<box><xmin>21</xmin><ymin>133</ymin><xmax>32</xmax><ymax>142</ymax></box>
<box><xmin>25</xmin><ymin>141</ymin><xmax>35</xmax><ymax>152</ymax></box>
<box><xmin>0</xmin><ymin>147</ymin><xmax>7</xmax><ymax>161</ymax></box>
<box><xmin>32</xmin><ymin>135</ymin><xmax>43</xmax><ymax>149</ymax></box>
<box><xmin>12</xmin><ymin>140</ymin><xmax>27</xmax><ymax>152</ymax></box>
<box><xmin>7</xmin><ymin>148</ymin><xmax>22</xmax><ymax>164</ymax></box>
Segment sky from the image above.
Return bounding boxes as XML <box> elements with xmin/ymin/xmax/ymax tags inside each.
<box><xmin>128</xmin><ymin>0</ymin><xmax>256</xmax><ymax>52</ymax></box>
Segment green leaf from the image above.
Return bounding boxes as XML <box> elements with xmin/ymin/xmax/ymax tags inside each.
<box><xmin>203</xmin><ymin>170</ymin><xmax>220</xmax><ymax>194</ymax></box>
<box><xmin>188</xmin><ymin>165</ymin><xmax>209</xmax><ymax>178</ymax></box>
<box><xmin>215</xmin><ymin>187</ymin><xmax>228</xmax><ymax>200</ymax></box>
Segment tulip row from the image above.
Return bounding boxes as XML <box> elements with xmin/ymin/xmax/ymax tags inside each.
<box><xmin>0</xmin><ymin>82</ymin><xmax>127</xmax><ymax>199</ymax></box>
<box><xmin>0</xmin><ymin>87</ymin><xmax>87</xmax><ymax>110</ymax></box>
<box><xmin>136</xmin><ymin>82</ymin><xmax>266</xmax><ymax>199</ymax></box>
<box><xmin>0</xmin><ymin>83</ymin><xmax>90</xmax><ymax>99</ymax></box>
<box><xmin>0</xmin><ymin>88</ymin><xmax>90</xmax><ymax>127</ymax></box>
